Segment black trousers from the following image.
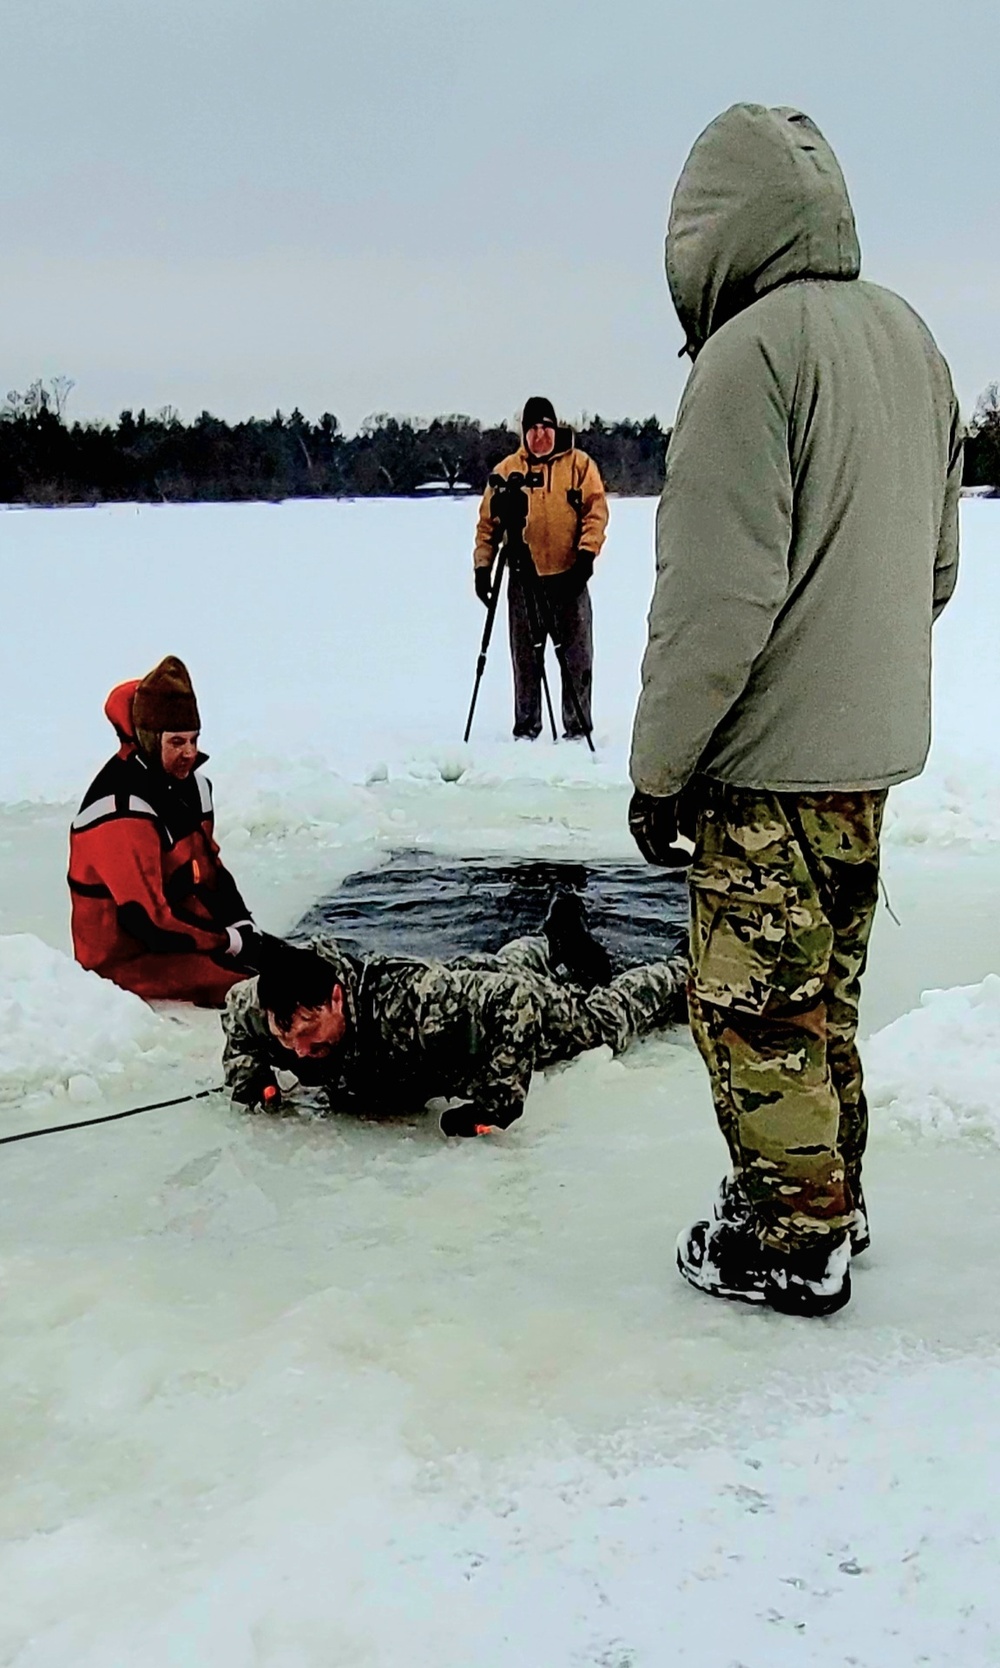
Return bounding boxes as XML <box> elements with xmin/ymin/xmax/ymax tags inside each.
<box><xmin>507</xmin><ymin>571</ymin><xmax>593</xmax><ymax>739</ymax></box>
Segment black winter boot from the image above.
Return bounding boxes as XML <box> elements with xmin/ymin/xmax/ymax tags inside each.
<box><xmin>677</xmin><ymin>1217</ymin><xmax>852</xmax><ymax>1317</ymax></box>
<box><xmin>714</xmin><ymin>1171</ymin><xmax>871</xmax><ymax>1257</ymax></box>
<box><xmin>542</xmin><ymin>888</ymin><xmax>613</xmax><ymax>990</ymax></box>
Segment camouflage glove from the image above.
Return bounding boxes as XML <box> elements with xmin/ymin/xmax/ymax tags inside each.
<box><xmin>474</xmin><ymin>567</ymin><xmax>493</xmax><ymax>606</ymax></box>
<box><xmin>628</xmin><ymin>789</ymin><xmax>695</xmax><ymax>868</ymax></box>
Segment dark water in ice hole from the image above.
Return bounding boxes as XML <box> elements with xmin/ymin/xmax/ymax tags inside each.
<box><xmin>292</xmin><ymin>850</ymin><xmax>688</xmax><ymax>973</ymax></box>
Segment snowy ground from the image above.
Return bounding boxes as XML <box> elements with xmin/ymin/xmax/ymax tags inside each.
<box><xmin>2</xmin><ymin>498</ymin><xmax>999</xmax><ymax>1665</ymax></box>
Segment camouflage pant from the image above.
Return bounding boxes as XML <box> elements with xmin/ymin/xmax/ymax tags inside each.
<box><xmin>687</xmin><ymin>785</ymin><xmax>886</xmax><ymax>1254</ymax></box>
<box><xmin>453</xmin><ymin>936</ymin><xmax>686</xmax><ymax>1067</ymax></box>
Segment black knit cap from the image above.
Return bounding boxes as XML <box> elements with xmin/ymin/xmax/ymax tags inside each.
<box><xmin>522</xmin><ymin>396</ymin><xmax>557</xmax><ymax>438</ymax></box>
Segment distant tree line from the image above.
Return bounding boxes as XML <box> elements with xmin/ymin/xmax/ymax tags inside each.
<box><xmin>0</xmin><ymin>380</ymin><xmax>668</xmax><ymax>504</ymax></box>
<box><xmin>1</xmin><ymin>377</ymin><xmax>997</xmax><ymax>505</ymax></box>
<box><xmin>964</xmin><ymin>385</ymin><xmax>1000</xmax><ymax>492</ymax></box>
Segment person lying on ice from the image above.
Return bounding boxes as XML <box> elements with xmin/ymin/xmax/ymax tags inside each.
<box><xmin>221</xmin><ymin>894</ymin><xmax>688</xmax><ymax>1133</ymax></box>
<box><xmin>69</xmin><ymin>654</ymin><xmax>262</xmax><ymax>1006</ymax></box>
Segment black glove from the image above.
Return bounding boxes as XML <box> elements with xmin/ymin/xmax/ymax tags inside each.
<box><xmin>225</xmin><ymin>920</ymin><xmax>267</xmax><ymax>972</ymax></box>
<box><xmin>440</xmin><ymin>1106</ymin><xmax>495</xmax><ymax>1138</ymax></box>
<box><xmin>474</xmin><ymin>566</ymin><xmax>493</xmax><ymax>606</ymax></box>
<box><xmin>628</xmin><ymin>789</ymin><xmax>696</xmax><ymax>867</ymax></box>
<box><xmin>566</xmin><ymin>551</ymin><xmax>594</xmax><ymax>596</ymax></box>
<box><xmin>237</xmin><ymin>1068</ymin><xmax>282</xmax><ymax>1113</ymax></box>
<box><xmin>439</xmin><ymin>1100</ymin><xmax>523</xmax><ymax>1136</ymax></box>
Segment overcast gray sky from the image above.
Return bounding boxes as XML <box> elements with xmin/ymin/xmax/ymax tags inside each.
<box><xmin>3</xmin><ymin>0</ymin><xmax>997</xmax><ymax>430</ymax></box>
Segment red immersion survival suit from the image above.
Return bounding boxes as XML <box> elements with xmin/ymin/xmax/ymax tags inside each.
<box><xmin>68</xmin><ymin>681</ymin><xmax>249</xmax><ymax>1005</ymax></box>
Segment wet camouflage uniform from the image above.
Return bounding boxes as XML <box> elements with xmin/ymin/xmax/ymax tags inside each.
<box><xmin>687</xmin><ymin>783</ymin><xmax>885</xmax><ymax>1254</ymax></box>
<box><xmin>223</xmin><ymin>932</ymin><xmax>687</xmax><ymax>1127</ymax></box>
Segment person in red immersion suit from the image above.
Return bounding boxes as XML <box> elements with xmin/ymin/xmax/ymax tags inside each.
<box><xmin>69</xmin><ymin>655</ymin><xmax>262</xmax><ymax>1005</ymax></box>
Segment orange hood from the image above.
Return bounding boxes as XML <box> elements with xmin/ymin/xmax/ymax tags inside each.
<box><xmin>104</xmin><ymin>680</ymin><xmax>141</xmax><ymax>755</ymax></box>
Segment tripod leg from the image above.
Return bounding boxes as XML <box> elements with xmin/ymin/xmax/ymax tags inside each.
<box><xmin>540</xmin><ymin>659</ymin><xmax>559</xmax><ymax>742</ymax></box>
<box><xmin>462</xmin><ymin>550</ymin><xmax>508</xmax><ymax>742</ymax></box>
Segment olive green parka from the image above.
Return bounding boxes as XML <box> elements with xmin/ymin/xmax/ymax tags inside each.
<box><xmin>630</xmin><ymin>105</ymin><xmax>962</xmax><ymax>796</ymax></box>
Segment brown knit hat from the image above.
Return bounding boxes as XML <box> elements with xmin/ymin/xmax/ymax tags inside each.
<box><xmin>133</xmin><ymin>655</ymin><xmax>201</xmax><ymax>758</ymax></box>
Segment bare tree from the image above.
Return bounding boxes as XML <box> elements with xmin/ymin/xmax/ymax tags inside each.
<box><xmin>50</xmin><ymin>375</ymin><xmax>75</xmax><ymax>419</ymax></box>
<box><xmin>2</xmin><ymin>376</ymin><xmax>74</xmax><ymax>420</ymax></box>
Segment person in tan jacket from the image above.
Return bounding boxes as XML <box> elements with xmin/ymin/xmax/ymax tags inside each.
<box><xmin>473</xmin><ymin>396</ymin><xmax>608</xmax><ymax>739</ymax></box>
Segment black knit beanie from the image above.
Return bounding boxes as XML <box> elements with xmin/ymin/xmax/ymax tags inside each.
<box><xmin>521</xmin><ymin>396</ymin><xmax>557</xmax><ymax>439</ymax></box>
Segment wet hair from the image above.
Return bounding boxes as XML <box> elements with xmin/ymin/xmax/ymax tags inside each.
<box><xmin>256</xmin><ymin>942</ymin><xmax>339</xmax><ymax>1030</ymax></box>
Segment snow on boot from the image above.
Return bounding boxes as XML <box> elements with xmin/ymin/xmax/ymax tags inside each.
<box><xmin>765</xmin><ymin>1236</ymin><xmax>852</xmax><ymax>1317</ymax></box>
<box><xmin>676</xmin><ymin>1217</ymin><xmax>768</xmax><ymax>1305</ymax></box>
<box><xmin>850</xmin><ymin>1186</ymin><xmax>871</xmax><ymax>1257</ymax></box>
<box><xmin>714</xmin><ymin>1171</ymin><xmax>753</xmax><ymax>1229</ymax></box>
<box><xmin>677</xmin><ymin>1217</ymin><xmax>852</xmax><ymax>1316</ymax></box>
<box><xmin>715</xmin><ymin>1170</ymin><xmax>870</xmax><ymax>1258</ymax></box>
<box><xmin>542</xmin><ymin>888</ymin><xmax>613</xmax><ymax>990</ymax></box>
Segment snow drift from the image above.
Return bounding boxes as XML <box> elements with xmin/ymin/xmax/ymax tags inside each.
<box><xmin>0</xmin><ymin>933</ymin><xmax>170</xmax><ymax>1105</ymax></box>
<box><xmin>866</xmin><ymin>971</ymin><xmax>1000</xmax><ymax>1143</ymax></box>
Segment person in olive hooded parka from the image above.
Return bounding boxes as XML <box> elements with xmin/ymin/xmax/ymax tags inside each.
<box><xmin>628</xmin><ymin>105</ymin><xmax>963</xmax><ymax>1316</ymax></box>
<box><xmin>69</xmin><ymin>655</ymin><xmax>259</xmax><ymax>1005</ymax></box>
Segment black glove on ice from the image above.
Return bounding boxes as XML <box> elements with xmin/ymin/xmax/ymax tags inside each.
<box><xmin>628</xmin><ymin>789</ymin><xmax>695</xmax><ymax>868</ymax></box>
<box><xmin>440</xmin><ymin>1106</ymin><xmax>495</xmax><ymax>1138</ymax></box>
<box><xmin>439</xmin><ymin>1100</ymin><xmax>524</xmax><ymax>1136</ymax></box>
<box><xmin>474</xmin><ymin>566</ymin><xmax>493</xmax><ymax>606</ymax></box>
<box><xmin>237</xmin><ymin>1069</ymin><xmax>282</xmax><ymax>1114</ymax></box>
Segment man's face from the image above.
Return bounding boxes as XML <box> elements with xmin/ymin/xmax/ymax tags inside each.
<box><xmin>161</xmin><ymin>730</ymin><xmax>200</xmax><ymax>779</ymax></box>
<box><xmin>525</xmin><ymin>422</ymin><xmax>556</xmax><ymax>458</ymax></box>
<box><xmin>267</xmin><ymin>986</ymin><xmax>347</xmax><ymax>1059</ymax></box>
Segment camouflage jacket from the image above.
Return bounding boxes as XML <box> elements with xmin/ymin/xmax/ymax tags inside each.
<box><xmin>222</xmin><ymin>933</ymin><xmax>583</xmax><ymax>1127</ymax></box>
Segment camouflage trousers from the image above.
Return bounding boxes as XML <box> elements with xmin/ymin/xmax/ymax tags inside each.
<box><xmin>452</xmin><ymin>936</ymin><xmax>687</xmax><ymax>1067</ymax></box>
<box><xmin>687</xmin><ymin>784</ymin><xmax>886</xmax><ymax>1254</ymax></box>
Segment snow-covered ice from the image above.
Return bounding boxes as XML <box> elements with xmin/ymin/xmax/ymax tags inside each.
<box><xmin>868</xmin><ymin>971</ymin><xmax>1000</xmax><ymax>1143</ymax></box>
<box><xmin>0</xmin><ymin>933</ymin><xmax>169</xmax><ymax>1105</ymax></box>
<box><xmin>1</xmin><ymin>497</ymin><xmax>999</xmax><ymax>1665</ymax></box>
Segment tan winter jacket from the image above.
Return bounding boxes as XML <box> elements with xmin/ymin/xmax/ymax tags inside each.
<box><xmin>630</xmin><ymin>105</ymin><xmax>962</xmax><ymax>797</ymax></box>
<box><xmin>474</xmin><ymin>432</ymin><xmax>609</xmax><ymax>577</ymax></box>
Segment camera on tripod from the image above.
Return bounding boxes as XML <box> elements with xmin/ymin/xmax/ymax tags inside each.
<box><xmin>487</xmin><ymin>470</ymin><xmax>542</xmax><ymax>535</ymax></box>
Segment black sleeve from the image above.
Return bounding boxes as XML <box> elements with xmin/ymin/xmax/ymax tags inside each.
<box><xmin>117</xmin><ymin>900</ymin><xmax>197</xmax><ymax>954</ymax></box>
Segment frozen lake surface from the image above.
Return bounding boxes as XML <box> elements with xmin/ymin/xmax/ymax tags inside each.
<box><xmin>1</xmin><ymin>498</ymin><xmax>999</xmax><ymax>1665</ymax></box>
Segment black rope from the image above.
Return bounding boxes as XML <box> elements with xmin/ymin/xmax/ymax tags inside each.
<box><xmin>0</xmin><ymin>1085</ymin><xmax>224</xmax><ymax>1148</ymax></box>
